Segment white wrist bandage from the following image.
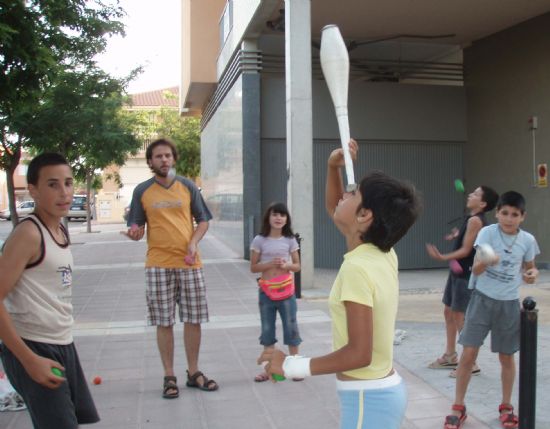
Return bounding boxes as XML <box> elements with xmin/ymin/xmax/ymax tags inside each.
<box><xmin>282</xmin><ymin>355</ymin><xmax>311</xmax><ymax>379</ymax></box>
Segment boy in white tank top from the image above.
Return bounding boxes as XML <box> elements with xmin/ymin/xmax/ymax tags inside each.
<box><xmin>0</xmin><ymin>153</ymin><xmax>99</xmax><ymax>429</ymax></box>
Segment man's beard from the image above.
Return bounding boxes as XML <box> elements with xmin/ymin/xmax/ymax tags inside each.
<box><xmin>153</xmin><ymin>166</ymin><xmax>169</xmax><ymax>177</ymax></box>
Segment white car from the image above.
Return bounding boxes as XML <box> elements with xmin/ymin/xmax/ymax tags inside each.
<box><xmin>0</xmin><ymin>201</ymin><xmax>35</xmax><ymax>221</ymax></box>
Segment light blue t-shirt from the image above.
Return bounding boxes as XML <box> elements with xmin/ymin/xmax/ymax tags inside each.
<box><xmin>250</xmin><ymin>235</ymin><xmax>299</xmax><ymax>264</ymax></box>
<box><xmin>469</xmin><ymin>223</ymin><xmax>539</xmax><ymax>300</ymax></box>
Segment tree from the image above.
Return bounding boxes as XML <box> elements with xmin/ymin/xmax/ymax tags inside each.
<box><xmin>0</xmin><ymin>131</ymin><xmax>22</xmax><ymax>226</ymax></box>
<box><xmin>0</xmin><ymin>0</ymin><xmax>126</xmax><ymax>225</ymax></box>
<box><xmin>25</xmin><ymin>67</ymin><xmax>142</xmax><ymax>232</ymax></box>
<box><xmin>122</xmin><ymin>88</ymin><xmax>201</xmax><ymax>178</ymax></box>
<box><xmin>155</xmin><ymin>109</ymin><xmax>201</xmax><ymax>179</ymax></box>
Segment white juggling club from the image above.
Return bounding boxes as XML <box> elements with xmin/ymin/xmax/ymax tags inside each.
<box><xmin>320</xmin><ymin>24</ymin><xmax>356</xmax><ymax>191</ymax></box>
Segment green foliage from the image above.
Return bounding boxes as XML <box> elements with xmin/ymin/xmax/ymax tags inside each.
<box><xmin>124</xmin><ymin>106</ymin><xmax>201</xmax><ymax>179</ymax></box>
<box><xmin>156</xmin><ymin>109</ymin><xmax>201</xmax><ymax>178</ymax></box>
<box><xmin>25</xmin><ymin>66</ymin><xmax>142</xmax><ymax>181</ymax></box>
<box><xmin>0</xmin><ymin>0</ymin><xmax>125</xmax><ymax>121</ymax></box>
<box><xmin>0</xmin><ymin>0</ymin><xmax>136</xmax><ymax>226</ymax></box>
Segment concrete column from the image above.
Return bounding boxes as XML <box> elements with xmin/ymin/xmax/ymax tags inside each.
<box><xmin>241</xmin><ymin>39</ymin><xmax>262</xmax><ymax>260</ymax></box>
<box><xmin>285</xmin><ymin>0</ymin><xmax>314</xmax><ymax>289</ymax></box>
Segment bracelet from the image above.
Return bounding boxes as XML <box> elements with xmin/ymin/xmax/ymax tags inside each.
<box><xmin>282</xmin><ymin>355</ymin><xmax>311</xmax><ymax>378</ymax></box>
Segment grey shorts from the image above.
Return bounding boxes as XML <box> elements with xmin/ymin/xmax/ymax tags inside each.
<box><xmin>0</xmin><ymin>340</ymin><xmax>99</xmax><ymax>429</ymax></box>
<box><xmin>145</xmin><ymin>267</ymin><xmax>209</xmax><ymax>326</ymax></box>
<box><xmin>459</xmin><ymin>290</ymin><xmax>520</xmax><ymax>354</ymax></box>
<box><xmin>442</xmin><ymin>272</ymin><xmax>472</xmax><ymax>313</ymax></box>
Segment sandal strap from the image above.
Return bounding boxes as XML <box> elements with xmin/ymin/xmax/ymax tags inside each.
<box><xmin>452</xmin><ymin>404</ymin><xmax>466</xmax><ymax>413</ymax></box>
<box><xmin>204</xmin><ymin>379</ymin><xmax>216</xmax><ymax>388</ymax></box>
<box><xmin>187</xmin><ymin>370</ymin><xmax>204</xmax><ymax>383</ymax></box>
<box><xmin>437</xmin><ymin>352</ymin><xmax>458</xmax><ymax>364</ymax></box>
<box><xmin>499</xmin><ymin>403</ymin><xmax>514</xmax><ymax>413</ymax></box>
<box><xmin>499</xmin><ymin>404</ymin><xmax>518</xmax><ymax>426</ymax></box>
<box><xmin>500</xmin><ymin>413</ymin><xmax>518</xmax><ymax>422</ymax></box>
<box><xmin>163</xmin><ymin>376</ymin><xmax>179</xmax><ymax>396</ymax></box>
<box><xmin>164</xmin><ymin>375</ymin><xmax>177</xmax><ymax>384</ymax></box>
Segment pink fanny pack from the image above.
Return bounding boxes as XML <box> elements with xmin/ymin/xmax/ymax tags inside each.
<box><xmin>258</xmin><ymin>273</ymin><xmax>295</xmax><ymax>301</ymax></box>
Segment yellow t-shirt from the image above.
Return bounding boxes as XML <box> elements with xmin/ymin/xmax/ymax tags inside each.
<box><xmin>328</xmin><ymin>243</ymin><xmax>399</xmax><ymax>379</ymax></box>
<box><xmin>128</xmin><ymin>176</ymin><xmax>212</xmax><ymax>268</ymax></box>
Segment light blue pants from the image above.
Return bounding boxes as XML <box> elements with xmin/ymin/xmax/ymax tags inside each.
<box><xmin>337</xmin><ymin>373</ymin><xmax>407</xmax><ymax>429</ymax></box>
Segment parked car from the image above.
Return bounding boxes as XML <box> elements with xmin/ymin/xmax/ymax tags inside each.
<box><xmin>68</xmin><ymin>195</ymin><xmax>91</xmax><ymax>221</ymax></box>
<box><xmin>0</xmin><ymin>200</ymin><xmax>35</xmax><ymax>221</ymax></box>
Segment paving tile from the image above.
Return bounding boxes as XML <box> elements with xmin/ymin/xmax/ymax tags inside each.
<box><xmin>13</xmin><ymin>227</ymin><xmax>550</xmax><ymax>428</ymax></box>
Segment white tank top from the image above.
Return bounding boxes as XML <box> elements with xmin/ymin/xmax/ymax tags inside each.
<box><xmin>5</xmin><ymin>215</ymin><xmax>74</xmax><ymax>344</ymax></box>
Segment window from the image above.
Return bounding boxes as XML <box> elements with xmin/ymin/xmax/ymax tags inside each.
<box><xmin>219</xmin><ymin>0</ymin><xmax>233</xmax><ymax>48</ymax></box>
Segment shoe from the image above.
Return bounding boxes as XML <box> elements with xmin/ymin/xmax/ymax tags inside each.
<box><xmin>499</xmin><ymin>403</ymin><xmax>518</xmax><ymax>428</ymax></box>
<box><xmin>254</xmin><ymin>372</ymin><xmax>270</xmax><ymax>382</ymax></box>
<box><xmin>186</xmin><ymin>370</ymin><xmax>219</xmax><ymax>391</ymax></box>
<box><xmin>444</xmin><ymin>404</ymin><xmax>467</xmax><ymax>428</ymax></box>
<box><xmin>162</xmin><ymin>376</ymin><xmax>179</xmax><ymax>399</ymax></box>
<box><xmin>428</xmin><ymin>352</ymin><xmax>458</xmax><ymax>369</ymax></box>
<box><xmin>449</xmin><ymin>364</ymin><xmax>481</xmax><ymax>378</ymax></box>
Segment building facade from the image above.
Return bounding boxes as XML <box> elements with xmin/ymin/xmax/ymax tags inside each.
<box><xmin>181</xmin><ymin>1</ymin><xmax>550</xmax><ymax>284</ymax></box>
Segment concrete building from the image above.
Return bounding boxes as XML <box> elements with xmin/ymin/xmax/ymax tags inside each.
<box><xmin>0</xmin><ymin>162</ymin><xmax>30</xmax><ymax>211</ymax></box>
<box><xmin>0</xmin><ymin>151</ymin><xmax>41</xmax><ymax>213</ymax></box>
<box><xmin>181</xmin><ymin>1</ymin><xmax>550</xmax><ymax>288</ymax></box>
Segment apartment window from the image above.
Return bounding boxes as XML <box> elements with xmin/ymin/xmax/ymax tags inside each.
<box><xmin>219</xmin><ymin>0</ymin><xmax>233</xmax><ymax>48</ymax></box>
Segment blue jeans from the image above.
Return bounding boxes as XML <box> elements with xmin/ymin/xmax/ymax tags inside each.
<box><xmin>258</xmin><ymin>290</ymin><xmax>302</xmax><ymax>347</ymax></box>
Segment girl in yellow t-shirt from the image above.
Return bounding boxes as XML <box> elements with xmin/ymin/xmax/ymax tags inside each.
<box><xmin>258</xmin><ymin>139</ymin><xmax>421</xmax><ymax>429</ymax></box>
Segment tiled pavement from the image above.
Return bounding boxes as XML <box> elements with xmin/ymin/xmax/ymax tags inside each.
<box><xmin>1</xmin><ymin>222</ymin><xmax>549</xmax><ymax>428</ymax></box>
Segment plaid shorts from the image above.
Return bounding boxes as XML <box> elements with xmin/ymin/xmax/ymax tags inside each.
<box><xmin>145</xmin><ymin>267</ymin><xmax>209</xmax><ymax>326</ymax></box>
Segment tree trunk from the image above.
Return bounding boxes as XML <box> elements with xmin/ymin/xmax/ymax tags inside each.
<box><xmin>6</xmin><ymin>161</ymin><xmax>20</xmax><ymax>228</ymax></box>
<box><xmin>86</xmin><ymin>168</ymin><xmax>93</xmax><ymax>233</ymax></box>
<box><xmin>1</xmin><ymin>134</ymin><xmax>22</xmax><ymax>228</ymax></box>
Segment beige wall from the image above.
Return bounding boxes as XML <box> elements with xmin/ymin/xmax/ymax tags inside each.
<box><xmin>0</xmin><ymin>171</ymin><xmax>7</xmax><ymax>210</ymax></box>
<box><xmin>181</xmin><ymin>0</ymin><xmax>226</xmax><ymax>113</ymax></box>
<box><xmin>95</xmin><ymin>191</ymin><xmax>126</xmax><ymax>224</ymax></box>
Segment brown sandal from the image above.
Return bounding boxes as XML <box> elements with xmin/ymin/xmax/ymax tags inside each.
<box><xmin>162</xmin><ymin>375</ymin><xmax>179</xmax><ymax>399</ymax></box>
<box><xmin>186</xmin><ymin>370</ymin><xmax>219</xmax><ymax>391</ymax></box>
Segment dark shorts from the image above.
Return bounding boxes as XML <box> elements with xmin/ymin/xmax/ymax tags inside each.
<box><xmin>459</xmin><ymin>290</ymin><xmax>520</xmax><ymax>354</ymax></box>
<box><xmin>0</xmin><ymin>340</ymin><xmax>99</xmax><ymax>429</ymax></box>
<box><xmin>442</xmin><ymin>272</ymin><xmax>472</xmax><ymax>313</ymax></box>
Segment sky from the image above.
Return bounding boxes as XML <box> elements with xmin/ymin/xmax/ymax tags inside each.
<box><xmin>95</xmin><ymin>0</ymin><xmax>181</xmax><ymax>95</ymax></box>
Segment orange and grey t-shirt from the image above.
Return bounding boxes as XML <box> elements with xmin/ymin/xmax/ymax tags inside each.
<box><xmin>128</xmin><ymin>176</ymin><xmax>212</xmax><ymax>268</ymax></box>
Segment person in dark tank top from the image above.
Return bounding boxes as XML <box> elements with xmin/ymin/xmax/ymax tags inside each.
<box><xmin>425</xmin><ymin>185</ymin><xmax>498</xmax><ymax>377</ymax></box>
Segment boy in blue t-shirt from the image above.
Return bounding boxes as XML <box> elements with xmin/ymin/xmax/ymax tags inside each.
<box><xmin>444</xmin><ymin>191</ymin><xmax>539</xmax><ymax>429</ymax></box>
